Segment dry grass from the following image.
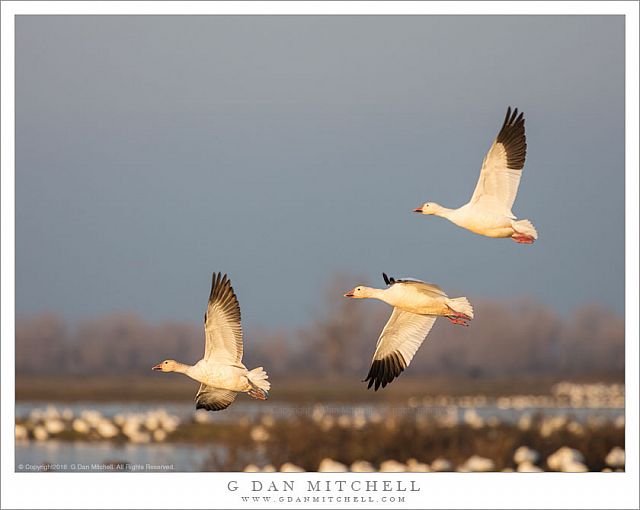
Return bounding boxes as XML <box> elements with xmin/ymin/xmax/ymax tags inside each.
<box><xmin>15</xmin><ymin>374</ymin><xmax>622</xmax><ymax>403</ymax></box>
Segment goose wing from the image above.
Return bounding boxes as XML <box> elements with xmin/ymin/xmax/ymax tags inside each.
<box><xmin>470</xmin><ymin>107</ymin><xmax>527</xmax><ymax>217</ymax></box>
<box><xmin>383</xmin><ymin>273</ymin><xmax>447</xmax><ymax>298</ymax></box>
<box><xmin>364</xmin><ymin>309</ymin><xmax>436</xmax><ymax>391</ymax></box>
<box><xmin>195</xmin><ymin>384</ymin><xmax>237</xmax><ymax>411</ymax></box>
<box><xmin>400</xmin><ymin>280</ymin><xmax>447</xmax><ymax>299</ymax></box>
<box><xmin>203</xmin><ymin>272</ymin><xmax>243</xmax><ymax>365</ymax></box>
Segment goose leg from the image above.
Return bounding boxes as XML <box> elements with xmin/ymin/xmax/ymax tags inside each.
<box><xmin>511</xmin><ymin>234</ymin><xmax>535</xmax><ymax>244</ymax></box>
<box><xmin>445</xmin><ymin>306</ymin><xmax>471</xmax><ymax>326</ymax></box>
<box><xmin>247</xmin><ymin>381</ymin><xmax>268</xmax><ymax>401</ymax></box>
<box><xmin>447</xmin><ymin>316</ymin><xmax>470</xmax><ymax>326</ymax></box>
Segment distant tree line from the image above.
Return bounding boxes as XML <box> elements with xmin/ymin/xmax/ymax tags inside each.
<box><xmin>16</xmin><ymin>278</ymin><xmax>624</xmax><ymax>379</ymax></box>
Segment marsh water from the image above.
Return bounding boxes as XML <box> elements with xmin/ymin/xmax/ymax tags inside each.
<box><xmin>15</xmin><ymin>400</ymin><xmax>623</xmax><ymax>472</ymax></box>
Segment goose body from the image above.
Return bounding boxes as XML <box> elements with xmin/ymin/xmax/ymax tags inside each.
<box><xmin>372</xmin><ymin>277</ymin><xmax>451</xmax><ymax>316</ymax></box>
<box><xmin>436</xmin><ymin>203</ymin><xmax>517</xmax><ymax>238</ymax></box>
<box><xmin>186</xmin><ymin>361</ymin><xmax>252</xmax><ymax>391</ymax></box>
<box><xmin>344</xmin><ymin>273</ymin><xmax>474</xmax><ymax>390</ymax></box>
<box><xmin>415</xmin><ymin>107</ymin><xmax>538</xmax><ymax>243</ymax></box>
<box><xmin>152</xmin><ymin>272</ymin><xmax>270</xmax><ymax>411</ymax></box>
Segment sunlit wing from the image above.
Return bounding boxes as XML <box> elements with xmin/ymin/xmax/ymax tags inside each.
<box><xmin>203</xmin><ymin>272</ymin><xmax>243</xmax><ymax>364</ymax></box>
<box><xmin>401</xmin><ymin>280</ymin><xmax>447</xmax><ymax>299</ymax></box>
<box><xmin>364</xmin><ymin>309</ymin><xmax>436</xmax><ymax>391</ymax></box>
<box><xmin>195</xmin><ymin>384</ymin><xmax>237</xmax><ymax>411</ymax></box>
<box><xmin>470</xmin><ymin>107</ymin><xmax>527</xmax><ymax>217</ymax></box>
<box><xmin>383</xmin><ymin>273</ymin><xmax>447</xmax><ymax>298</ymax></box>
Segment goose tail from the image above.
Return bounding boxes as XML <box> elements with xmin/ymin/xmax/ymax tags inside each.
<box><xmin>512</xmin><ymin>219</ymin><xmax>538</xmax><ymax>241</ymax></box>
<box><xmin>446</xmin><ymin>297</ymin><xmax>474</xmax><ymax>320</ymax></box>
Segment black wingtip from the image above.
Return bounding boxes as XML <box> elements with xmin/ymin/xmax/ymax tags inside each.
<box><xmin>196</xmin><ymin>401</ymin><xmax>227</xmax><ymax>412</ymax></box>
<box><xmin>364</xmin><ymin>353</ymin><xmax>407</xmax><ymax>391</ymax></box>
<box><xmin>504</xmin><ymin>106</ymin><xmax>512</xmax><ymax>125</ymax></box>
<box><xmin>502</xmin><ymin>106</ymin><xmax>524</xmax><ymax>127</ymax></box>
<box><xmin>205</xmin><ymin>270</ymin><xmax>241</xmax><ymax>326</ymax></box>
<box><xmin>209</xmin><ymin>271</ymin><xmax>233</xmax><ymax>299</ymax></box>
<box><xmin>210</xmin><ymin>272</ymin><xmax>224</xmax><ymax>299</ymax></box>
<box><xmin>496</xmin><ymin>106</ymin><xmax>527</xmax><ymax>170</ymax></box>
<box><xmin>382</xmin><ymin>272</ymin><xmax>397</xmax><ymax>285</ymax></box>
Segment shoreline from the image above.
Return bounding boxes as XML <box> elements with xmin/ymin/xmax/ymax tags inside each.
<box><xmin>15</xmin><ymin>374</ymin><xmax>624</xmax><ymax>403</ymax></box>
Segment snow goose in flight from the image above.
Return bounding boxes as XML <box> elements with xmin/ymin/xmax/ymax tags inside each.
<box><xmin>152</xmin><ymin>272</ymin><xmax>270</xmax><ymax>411</ymax></box>
<box><xmin>344</xmin><ymin>273</ymin><xmax>473</xmax><ymax>390</ymax></box>
<box><xmin>414</xmin><ymin>107</ymin><xmax>538</xmax><ymax>243</ymax></box>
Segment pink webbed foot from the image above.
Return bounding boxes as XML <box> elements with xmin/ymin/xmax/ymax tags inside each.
<box><xmin>248</xmin><ymin>388</ymin><xmax>268</xmax><ymax>401</ymax></box>
<box><xmin>446</xmin><ymin>312</ymin><xmax>471</xmax><ymax>327</ymax></box>
<box><xmin>511</xmin><ymin>234</ymin><xmax>535</xmax><ymax>244</ymax></box>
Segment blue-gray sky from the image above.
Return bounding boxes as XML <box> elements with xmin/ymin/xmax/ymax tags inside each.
<box><xmin>16</xmin><ymin>15</ymin><xmax>625</xmax><ymax>329</ymax></box>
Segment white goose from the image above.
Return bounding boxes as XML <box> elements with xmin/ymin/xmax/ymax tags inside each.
<box><xmin>414</xmin><ymin>107</ymin><xmax>538</xmax><ymax>244</ymax></box>
<box><xmin>152</xmin><ymin>272</ymin><xmax>270</xmax><ymax>411</ymax></box>
<box><xmin>344</xmin><ymin>273</ymin><xmax>474</xmax><ymax>390</ymax></box>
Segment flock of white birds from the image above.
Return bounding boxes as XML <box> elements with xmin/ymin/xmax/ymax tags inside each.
<box><xmin>17</xmin><ymin>364</ymin><xmax>623</xmax><ymax>471</ymax></box>
<box><xmin>242</xmin><ymin>445</ymin><xmax>626</xmax><ymax>473</ymax></box>
<box><xmin>152</xmin><ymin>107</ymin><xmax>538</xmax><ymax>410</ymax></box>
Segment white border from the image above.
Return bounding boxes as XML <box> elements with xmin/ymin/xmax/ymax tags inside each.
<box><xmin>0</xmin><ymin>0</ymin><xmax>638</xmax><ymax>15</ymax></box>
<box><xmin>1</xmin><ymin>2</ymin><xmax>638</xmax><ymax>509</ymax></box>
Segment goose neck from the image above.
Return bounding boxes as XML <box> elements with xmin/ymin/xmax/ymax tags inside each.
<box><xmin>174</xmin><ymin>362</ymin><xmax>192</xmax><ymax>375</ymax></box>
<box><xmin>435</xmin><ymin>206</ymin><xmax>456</xmax><ymax>219</ymax></box>
<box><xmin>368</xmin><ymin>287</ymin><xmax>390</xmax><ymax>302</ymax></box>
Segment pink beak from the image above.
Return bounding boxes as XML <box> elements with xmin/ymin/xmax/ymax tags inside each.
<box><xmin>413</xmin><ymin>207</ymin><xmax>422</xmax><ymax>213</ymax></box>
<box><xmin>344</xmin><ymin>290</ymin><xmax>355</xmax><ymax>297</ymax></box>
<box><xmin>152</xmin><ymin>363</ymin><xmax>163</xmax><ymax>371</ymax></box>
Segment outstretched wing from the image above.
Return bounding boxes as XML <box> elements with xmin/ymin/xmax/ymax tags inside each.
<box><xmin>195</xmin><ymin>384</ymin><xmax>237</xmax><ymax>411</ymax></box>
<box><xmin>203</xmin><ymin>272</ymin><xmax>243</xmax><ymax>364</ymax></box>
<box><xmin>470</xmin><ymin>107</ymin><xmax>527</xmax><ymax>217</ymax></box>
<box><xmin>364</xmin><ymin>309</ymin><xmax>436</xmax><ymax>391</ymax></box>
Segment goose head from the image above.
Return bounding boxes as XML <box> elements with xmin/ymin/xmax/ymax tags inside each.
<box><xmin>152</xmin><ymin>359</ymin><xmax>179</xmax><ymax>372</ymax></box>
<box><xmin>343</xmin><ymin>286</ymin><xmax>374</xmax><ymax>298</ymax></box>
<box><xmin>414</xmin><ymin>202</ymin><xmax>441</xmax><ymax>215</ymax></box>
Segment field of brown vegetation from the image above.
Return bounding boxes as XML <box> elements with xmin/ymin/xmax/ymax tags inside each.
<box><xmin>200</xmin><ymin>412</ymin><xmax>624</xmax><ymax>472</ymax></box>
<box><xmin>15</xmin><ymin>374</ymin><xmax>623</xmax><ymax>403</ymax></box>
